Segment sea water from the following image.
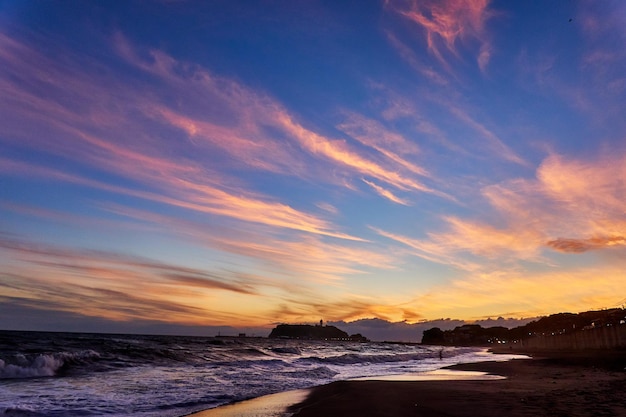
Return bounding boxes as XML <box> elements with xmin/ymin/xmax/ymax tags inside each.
<box><xmin>0</xmin><ymin>331</ymin><xmax>519</xmax><ymax>416</ymax></box>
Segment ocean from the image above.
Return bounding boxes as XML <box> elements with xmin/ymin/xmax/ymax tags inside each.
<box><xmin>1</xmin><ymin>330</ymin><xmax>518</xmax><ymax>416</ymax></box>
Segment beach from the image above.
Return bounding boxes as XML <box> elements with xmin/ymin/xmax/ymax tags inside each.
<box><xmin>193</xmin><ymin>351</ymin><xmax>626</xmax><ymax>417</ymax></box>
<box><xmin>290</xmin><ymin>354</ymin><xmax>626</xmax><ymax>417</ymax></box>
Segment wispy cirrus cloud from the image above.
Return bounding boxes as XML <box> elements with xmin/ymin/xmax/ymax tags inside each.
<box><xmin>337</xmin><ymin>112</ymin><xmax>427</xmax><ymax>177</ymax></box>
<box><xmin>372</xmin><ymin>226</ymin><xmax>482</xmax><ymax>271</ymax></box>
<box><xmin>387</xmin><ymin>0</ymin><xmax>495</xmax><ymax>72</ymax></box>
<box><xmin>100</xmin><ymin>204</ymin><xmax>399</xmax><ymax>284</ymax></box>
<box><xmin>1</xmin><ymin>29</ymin><xmax>442</xmax><ymax>234</ymax></box>
<box><xmin>362</xmin><ymin>179</ymin><xmax>410</xmax><ymax>206</ymax></box>
<box><xmin>444</xmin><ymin>104</ymin><xmax>528</xmax><ymax>166</ymax></box>
<box><xmin>374</xmin><ymin>151</ymin><xmax>626</xmax><ymax>273</ymax></box>
<box><xmin>0</xmin><ymin>235</ymin><xmax>258</xmax><ymax>295</ymax></box>
<box><xmin>0</xmin><ymin>60</ymin><xmax>360</xmax><ymax>244</ymax></box>
<box><xmin>114</xmin><ymin>32</ymin><xmax>439</xmax><ymax>201</ymax></box>
<box><xmin>0</xmin><ymin>235</ymin><xmax>272</xmax><ymax>324</ymax></box>
<box><xmin>1</xmin><ymin>156</ymin><xmax>360</xmax><ymax>241</ymax></box>
<box><xmin>383</xmin><ymin>31</ymin><xmax>449</xmax><ymax>85</ymax></box>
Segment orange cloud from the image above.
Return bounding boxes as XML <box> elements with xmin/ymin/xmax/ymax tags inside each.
<box><xmin>484</xmin><ymin>153</ymin><xmax>626</xmax><ymax>254</ymax></box>
<box><xmin>375</xmin><ymin>151</ymin><xmax>626</xmax><ymax>273</ymax></box>
<box><xmin>0</xmin><ymin>236</ymin><xmax>267</xmax><ymax>324</ymax></box>
<box><xmin>546</xmin><ymin>236</ymin><xmax>626</xmax><ymax>253</ymax></box>
<box><xmin>0</xmin><ymin>233</ymin><xmax>409</xmax><ymax>326</ymax></box>
<box><xmin>362</xmin><ymin>179</ymin><xmax>410</xmax><ymax>206</ymax></box>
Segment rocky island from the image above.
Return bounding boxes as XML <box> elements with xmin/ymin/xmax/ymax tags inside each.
<box><xmin>269</xmin><ymin>321</ymin><xmax>368</xmax><ymax>341</ymax></box>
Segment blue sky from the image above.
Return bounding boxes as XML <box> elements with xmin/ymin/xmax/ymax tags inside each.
<box><xmin>1</xmin><ymin>0</ymin><xmax>625</xmax><ymax>336</ymax></box>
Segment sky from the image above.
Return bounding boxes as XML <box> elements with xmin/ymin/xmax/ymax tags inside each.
<box><xmin>1</xmin><ymin>0</ymin><xmax>626</xmax><ymax>339</ymax></box>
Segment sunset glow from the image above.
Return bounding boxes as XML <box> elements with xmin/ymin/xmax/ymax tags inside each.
<box><xmin>1</xmin><ymin>1</ymin><xmax>625</xmax><ymax>335</ymax></box>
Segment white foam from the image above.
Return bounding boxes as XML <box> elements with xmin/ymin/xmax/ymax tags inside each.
<box><xmin>0</xmin><ymin>355</ymin><xmax>63</xmax><ymax>378</ymax></box>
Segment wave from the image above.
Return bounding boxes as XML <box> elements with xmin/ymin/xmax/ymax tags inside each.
<box><xmin>0</xmin><ymin>350</ymin><xmax>100</xmax><ymax>379</ymax></box>
<box><xmin>284</xmin><ymin>365</ymin><xmax>338</xmax><ymax>379</ymax></box>
<box><xmin>296</xmin><ymin>350</ymin><xmax>436</xmax><ymax>366</ymax></box>
<box><xmin>0</xmin><ymin>405</ymin><xmax>46</xmax><ymax>416</ymax></box>
<box><xmin>270</xmin><ymin>346</ymin><xmax>302</xmax><ymax>355</ymax></box>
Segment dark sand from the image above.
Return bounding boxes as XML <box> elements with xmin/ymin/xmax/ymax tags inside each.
<box><xmin>289</xmin><ymin>352</ymin><xmax>626</xmax><ymax>417</ymax></box>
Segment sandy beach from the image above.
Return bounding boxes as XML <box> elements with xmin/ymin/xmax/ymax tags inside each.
<box><xmin>193</xmin><ymin>351</ymin><xmax>626</xmax><ymax>417</ymax></box>
<box><xmin>289</xmin><ymin>353</ymin><xmax>626</xmax><ymax>417</ymax></box>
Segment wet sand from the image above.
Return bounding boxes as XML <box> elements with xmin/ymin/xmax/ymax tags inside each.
<box><xmin>191</xmin><ymin>352</ymin><xmax>626</xmax><ymax>417</ymax></box>
<box><xmin>188</xmin><ymin>389</ymin><xmax>309</xmax><ymax>417</ymax></box>
<box><xmin>289</xmin><ymin>355</ymin><xmax>626</xmax><ymax>417</ymax></box>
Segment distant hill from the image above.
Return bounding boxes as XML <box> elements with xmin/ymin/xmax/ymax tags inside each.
<box><xmin>422</xmin><ymin>308</ymin><xmax>626</xmax><ymax>347</ymax></box>
<box><xmin>269</xmin><ymin>323</ymin><xmax>368</xmax><ymax>341</ymax></box>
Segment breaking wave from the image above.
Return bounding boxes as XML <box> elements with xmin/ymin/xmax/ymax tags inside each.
<box><xmin>0</xmin><ymin>350</ymin><xmax>100</xmax><ymax>379</ymax></box>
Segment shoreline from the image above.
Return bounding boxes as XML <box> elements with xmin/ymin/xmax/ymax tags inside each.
<box><xmin>189</xmin><ymin>349</ymin><xmax>626</xmax><ymax>417</ymax></box>
<box><xmin>186</xmin><ymin>366</ymin><xmax>508</xmax><ymax>417</ymax></box>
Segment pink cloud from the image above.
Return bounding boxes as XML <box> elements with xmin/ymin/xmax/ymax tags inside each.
<box><xmin>275</xmin><ymin>111</ymin><xmax>437</xmax><ymax>196</ymax></box>
<box><xmin>1</xmin><ymin>33</ymin><xmax>374</xmax><ymax>239</ymax></box>
<box><xmin>100</xmin><ymin>204</ymin><xmax>398</xmax><ymax>284</ymax></box>
<box><xmin>388</xmin><ymin>0</ymin><xmax>496</xmax><ymax>71</ymax></box>
<box><xmin>3</xmin><ymin>29</ymin><xmax>447</xmax><ymax>229</ymax></box>
<box><xmin>375</xmin><ymin>151</ymin><xmax>626</xmax><ymax>273</ymax></box>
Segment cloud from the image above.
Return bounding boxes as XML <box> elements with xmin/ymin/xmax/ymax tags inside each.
<box><xmin>2</xmin><ymin>156</ymin><xmax>360</xmax><ymax>241</ymax></box>
<box><xmin>388</xmin><ymin>0</ymin><xmax>495</xmax><ymax>71</ymax></box>
<box><xmin>0</xmin><ymin>29</ymin><xmax>445</xmax><ymax>245</ymax></box>
<box><xmin>100</xmin><ymin>204</ymin><xmax>398</xmax><ymax>284</ymax></box>
<box><xmin>360</xmin><ymin>80</ymin><xmax>525</xmax><ymax>170</ymax></box>
<box><xmin>270</xmin><ymin>294</ymin><xmax>413</xmax><ymax>325</ymax></box>
<box><xmin>362</xmin><ymin>179</ymin><xmax>410</xmax><ymax>205</ymax></box>
<box><xmin>0</xmin><ymin>297</ymin><xmax>266</xmax><ymax>336</ymax></box>
<box><xmin>375</xmin><ymin>151</ymin><xmax>626</xmax><ymax>273</ymax></box>
<box><xmin>444</xmin><ymin>104</ymin><xmax>528</xmax><ymax>166</ymax></box>
<box><xmin>384</xmin><ymin>31</ymin><xmax>449</xmax><ymax>85</ymax></box>
<box><xmin>337</xmin><ymin>112</ymin><xmax>426</xmax><ymax>175</ymax></box>
<box><xmin>546</xmin><ymin>236</ymin><xmax>626</xmax><ymax>253</ymax></box>
<box><xmin>315</xmin><ymin>202</ymin><xmax>339</xmax><ymax>215</ymax></box>
<box><xmin>372</xmin><ymin>226</ymin><xmax>480</xmax><ymax>271</ymax></box>
<box><xmin>114</xmin><ymin>32</ymin><xmax>442</xmax><ymax>199</ymax></box>
<box><xmin>275</xmin><ymin>112</ymin><xmax>434</xmax><ymax>195</ymax></box>
<box><xmin>0</xmin><ymin>235</ymin><xmax>274</xmax><ymax>324</ymax></box>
